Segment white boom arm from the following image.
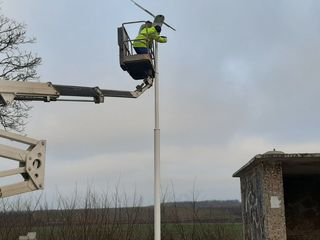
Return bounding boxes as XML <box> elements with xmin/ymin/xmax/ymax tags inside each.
<box><xmin>0</xmin><ymin>78</ymin><xmax>153</xmax><ymax>197</ymax></box>
<box><xmin>0</xmin><ymin>129</ymin><xmax>45</xmax><ymax>198</ymax></box>
<box><xmin>0</xmin><ymin>78</ymin><xmax>153</xmax><ymax>106</ymax></box>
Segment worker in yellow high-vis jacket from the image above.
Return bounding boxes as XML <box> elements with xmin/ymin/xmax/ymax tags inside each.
<box><xmin>133</xmin><ymin>25</ymin><xmax>167</xmax><ymax>54</ymax></box>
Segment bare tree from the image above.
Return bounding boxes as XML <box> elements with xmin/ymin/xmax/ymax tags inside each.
<box><xmin>0</xmin><ymin>12</ymin><xmax>41</xmax><ymax>132</ymax></box>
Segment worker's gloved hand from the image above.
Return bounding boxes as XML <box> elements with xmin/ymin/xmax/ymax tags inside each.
<box><xmin>161</xmin><ymin>36</ymin><xmax>167</xmax><ymax>43</ymax></box>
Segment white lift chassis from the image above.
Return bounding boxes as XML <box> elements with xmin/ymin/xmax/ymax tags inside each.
<box><xmin>0</xmin><ymin>129</ymin><xmax>45</xmax><ymax>198</ymax></box>
<box><xmin>0</xmin><ymin>78</ymin><xmax>153</xmax><ymax>197</ymax></box>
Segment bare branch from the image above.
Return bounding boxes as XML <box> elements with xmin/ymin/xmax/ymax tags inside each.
<box><xmin>0</xmin><ymin>12</ymin><xmax>41</xmax><ymax>132</ymax></box>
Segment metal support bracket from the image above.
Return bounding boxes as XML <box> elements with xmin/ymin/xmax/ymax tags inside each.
<box><xmin>93</xmin><ymin>87</ymin><xmax>104</xmax><ymax>103</ymax></box>
<box><xmin>0</xmin><ymin>129</ymin><xmax>46</xmax><ymax>198</ymax></box>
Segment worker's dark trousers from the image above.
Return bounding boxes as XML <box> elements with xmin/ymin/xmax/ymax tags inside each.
<box><xmin>134</xmin><ymin>47</ymin><xmax>149</xmax><ymax>54</ymax></box>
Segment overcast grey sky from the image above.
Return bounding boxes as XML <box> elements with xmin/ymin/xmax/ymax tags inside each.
<box><xmin>2</xmin><ymin>0</ymin><xmax>320</xmax><ymax>204</ymax></box>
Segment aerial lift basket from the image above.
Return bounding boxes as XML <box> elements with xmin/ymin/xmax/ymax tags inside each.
<box><xmin>118</xmin><ymin>21</ymin><xmax>156</xmax><ymax>80</ymax></box>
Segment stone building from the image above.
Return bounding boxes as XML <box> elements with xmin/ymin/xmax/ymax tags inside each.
<box><xmin>233</xmin><ymin>151</ymin><xmax>320</xmax><ymax>240</ymax></box>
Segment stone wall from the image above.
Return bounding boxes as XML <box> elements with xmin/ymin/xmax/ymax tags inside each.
<box><xmin>263</xmin><ymin>163</ymin><xmax>287</xmax><ymax>240</ymax></box>
<box><xmin>240</xmin><ymin>165</ymin><xmax>265</xmax><ymax>240</ymax></box>
<box><xmin>240</xmin><ymin>163</ymin><xmax>287</xmax><ymax>240</ymax></box>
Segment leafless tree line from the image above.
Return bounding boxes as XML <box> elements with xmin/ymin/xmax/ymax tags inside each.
<box><xmin>0</xmin><ymin>12</ymin><xmax>41</xmax><ymax>132</ymax></box>
<box><xmin>0</xmin><ymin>189</ymin><xmax>242</xmax><ymax>240</ymax></box>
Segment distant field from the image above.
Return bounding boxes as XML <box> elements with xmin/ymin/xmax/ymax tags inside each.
<box><xmin>0</xmin><ymin>199</ymin><xmax>242</xmax><ymax>239</ymax></box>
<box><xmin>30</xmin><ymin>223</ymin><xmax>243</xmax><ymax>240</ymax></box>
<box><xmin>161</xmin><ymin>223</ymin><xmax>243</xmax><ymax>240</ymax></box>
<box><xmin>1</xmin><ymin>223</ymin><xmax>243</xmax><ymax>240</ymax></box>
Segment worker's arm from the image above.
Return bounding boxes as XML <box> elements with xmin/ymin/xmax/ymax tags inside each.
<box><xmin>148</xmin><ymin>27</ymin><xmax>167</xmax><ymax>43</ymax></box>
<box><xmin>155</xmin><ymin>35</ymin><xmax>167</xmax><ymax>43</ymax></box>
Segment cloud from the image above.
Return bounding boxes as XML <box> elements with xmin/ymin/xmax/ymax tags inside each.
<box><xmin>41</xmin><ymin>134</ymin><xmax>320</xmax><ymax>204</ymax></box>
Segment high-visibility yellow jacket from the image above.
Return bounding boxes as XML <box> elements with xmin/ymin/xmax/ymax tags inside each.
<box><xmin>133</xmin><ymin>26</ymin><xmax>167</xmax><ymax>48</ymax></box>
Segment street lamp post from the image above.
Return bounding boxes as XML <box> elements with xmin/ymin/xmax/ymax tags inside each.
<box><xmin>154</xmin><ymin>41</ymin><xmax>161</xmax><ymax>240</ymax></box>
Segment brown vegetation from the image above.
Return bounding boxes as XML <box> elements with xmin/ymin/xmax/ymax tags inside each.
<box><xmin>0</xmin><ymin>191</ymin><xmax>242</xmax><ymax>240</ymax></box>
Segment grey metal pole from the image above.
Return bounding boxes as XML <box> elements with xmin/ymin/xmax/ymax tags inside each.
<box><xmin>154</xmin><ymin>41</ymin><xmax>161</xmax><ymax>240</ymax></box>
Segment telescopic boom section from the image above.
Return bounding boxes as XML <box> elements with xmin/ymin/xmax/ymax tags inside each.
<box><xmin>0</xmin><ymin>78</ymin><xmax>152</xmax><ymax>106</ymax></box>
